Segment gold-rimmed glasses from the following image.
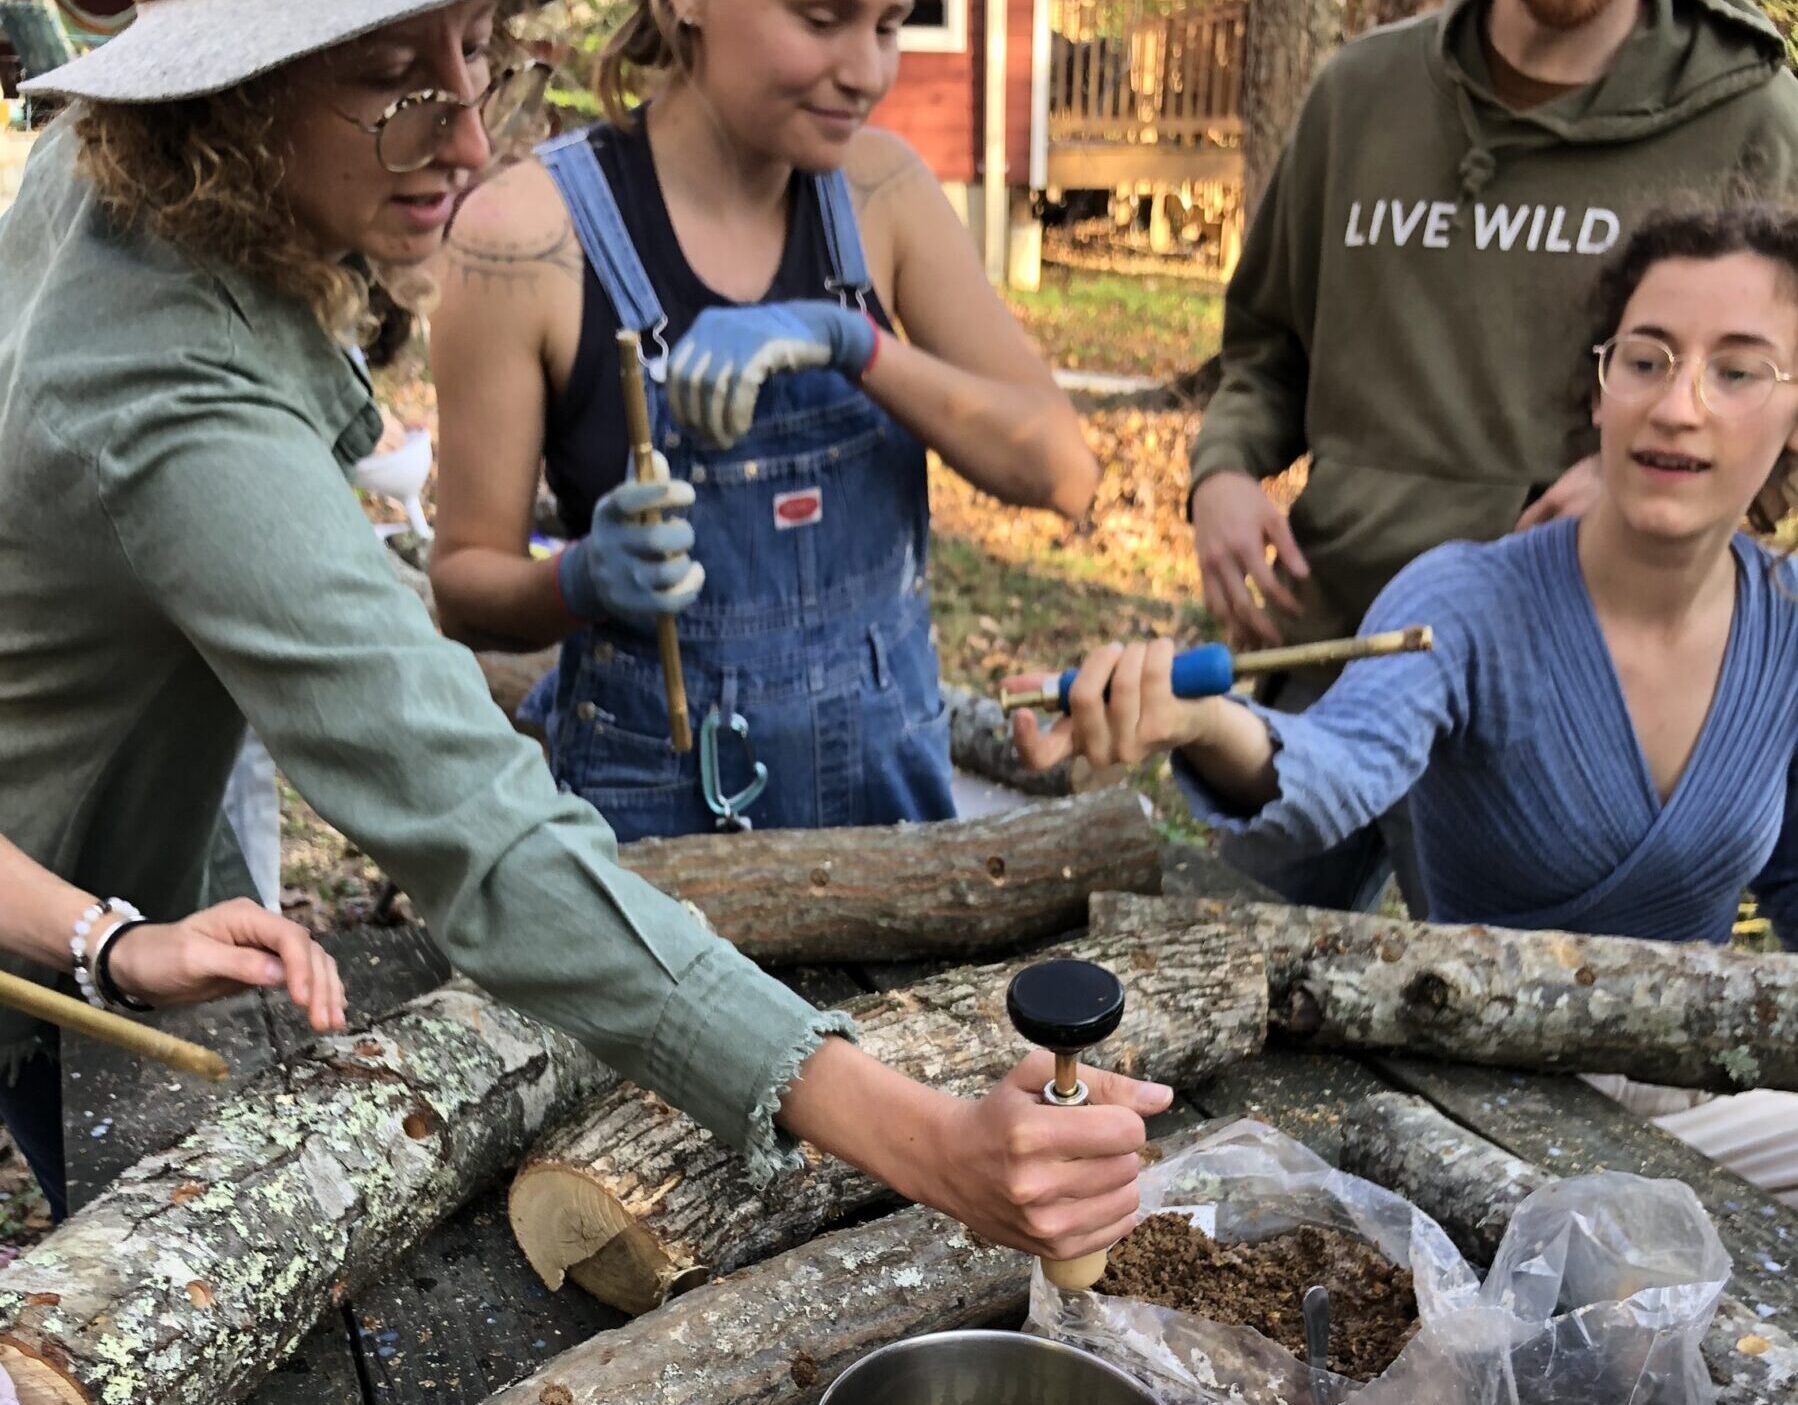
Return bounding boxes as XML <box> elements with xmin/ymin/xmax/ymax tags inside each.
<box><xmin>1594</xmin><ymin>334</ymin><xmax>1797</xmax><ymax>419</ymax></box>
<box><xmin>338</xmin><ymin>60</ymin><xmax>551</xmax><ymax>174</ymax></box>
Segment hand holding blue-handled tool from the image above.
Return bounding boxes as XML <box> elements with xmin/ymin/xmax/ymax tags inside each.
<box><xmin>997</xmin><ymin>628</ymin><xmax>1433</xmax><ymax>714</ymax></box>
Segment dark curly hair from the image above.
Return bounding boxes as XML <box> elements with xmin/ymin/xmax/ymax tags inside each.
<box><xmin>1574</xmin><ymin>202</ymin><xmax>1798</xmax><ymax>532</ymax></box>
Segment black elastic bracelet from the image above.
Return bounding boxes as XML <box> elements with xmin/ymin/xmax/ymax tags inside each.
<box><xmin>94</xmin><ymin>918</ymin><xmax>155</xmax><ymax>1013</ymax></box>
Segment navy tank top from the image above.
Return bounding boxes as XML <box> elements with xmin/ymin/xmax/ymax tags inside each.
<box><xmin>541</xmin><ymin>117</ymin><xmax>896</xmax><ymax>536</ymax></box>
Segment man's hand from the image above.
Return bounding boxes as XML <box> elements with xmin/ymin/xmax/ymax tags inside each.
<box><xmin>106</xmin><ymin>898</ymin><xmax>347</xmax><ymax>1032</ymax></box>
<box><xmin>1516</xmin><ymin>454</ymin><xmax>1600</xmax><ymax>531</ymax></box>
<box><xmin>1189</xmin><ymin>471</ymin><xmax>1308</xmax><ymax>648</ymax></box>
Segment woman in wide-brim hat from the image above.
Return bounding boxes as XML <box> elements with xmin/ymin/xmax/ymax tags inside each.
<box><xmin>0</xmin><ymin>0</ymin><xmax>1168</xmax><ymax>1248</ymax></box>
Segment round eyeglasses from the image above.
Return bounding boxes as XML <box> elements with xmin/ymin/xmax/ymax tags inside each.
<box><xmin>340</xmin><ymin>61</ymin><xmax>552</xmax><ymax>175</ymax></box>
<box><xmin>1593</xmin><ymin>334</ymin><xmax>1797</xmax><ymax>420</ymax></box>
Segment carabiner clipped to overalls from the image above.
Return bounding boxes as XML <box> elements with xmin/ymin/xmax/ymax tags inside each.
<box><xmin>699</xmin><ymin>705</ymin><xmax>769</xmax><ymax>832</ymax></box>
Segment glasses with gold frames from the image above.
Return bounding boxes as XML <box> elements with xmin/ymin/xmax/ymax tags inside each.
<box><xmin>1593</xmin><ymin>334</ymin><xmax>1797</xmax><ymax>420</ymax></box>
<box><xmin>339</xmin><ymin>60</ymin><xmax>551</xmax><ymax>174</ymax></box>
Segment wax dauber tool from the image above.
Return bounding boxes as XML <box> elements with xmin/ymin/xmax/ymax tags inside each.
<box><xmin>1007</xmin><ymin>958</ymin><xmax>1128</xmax><ymax>1291</ymax></box>
<box><xmin>617</xmin><ymin>330</ymin><xmax>694</xmax><ymax>753</ymax></box>
<box><xmin>997</xmin><ymin>628</ymin><xmax>1433</xmax><ymax>715</ymax></box>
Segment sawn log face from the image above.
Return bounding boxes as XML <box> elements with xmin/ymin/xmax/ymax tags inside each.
<box><xmin>1092</xmin><ymin>894</ymin><xmax>1798</xmax><ymax>1091</ymax></box>
<box><xmin>615</xmin><ymin>789</ymin><xmax>1161</xmax><ymax>963</ymax></box>
<box><xmin>509</xmin><ymin>920</ymin><xmax>1267</xmax><ymax>1314</ymax></box>
<box><xmin>1340</xmin><ymin>1092</ymin><xmax>1798</xmax><ymax>1405</ymax></box>
<box><xmin>0</xmin><ymin>982</ymin><xmax>607</xmax><ymax>1405</ymax></box>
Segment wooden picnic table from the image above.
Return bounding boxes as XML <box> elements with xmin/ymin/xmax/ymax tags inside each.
<box><xmin>60</xmin><ymin>838</ymin><xmax>1798</xmax><ymax>1404</ymax></box>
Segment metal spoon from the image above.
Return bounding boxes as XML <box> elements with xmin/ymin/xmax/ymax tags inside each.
<box><xmin>1302</xmin><ymin>1284</ymin><xmax>1333</xmax><ymax>1405</ymax></box>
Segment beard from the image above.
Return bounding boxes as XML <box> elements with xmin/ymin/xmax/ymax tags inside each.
<box><xmin>1516</xmin><ymin>0</ymin><xmax>1618</xmax><ymax>31</ymax></box>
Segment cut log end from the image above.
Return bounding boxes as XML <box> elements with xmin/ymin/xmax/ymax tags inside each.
<box><xmin>0</xmin><ymin>1342</ymin><xmax>88</xmax><ymax>1405</ymax></box>
<box><xmin>509</xmin><ymin>1163</ymin><xmax>700</xmax><ymax>1316</ymax></box>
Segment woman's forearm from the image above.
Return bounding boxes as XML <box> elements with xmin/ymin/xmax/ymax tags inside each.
<box><xmin>0</xmin><ymin>837</ymin><xmax>96</xmax><ymax>970</ymax></box>
<box><xmin>862</xmin><ymin>336</ymin><xmax>1098</xmax><ymax>519</ymax></box>
<box><xmin>1176</xmin><ymin>696</ymin><xmax>1282</xmax><ymax>813</ymax></box>
<box><xmin>775</xmin><ymin>1035</ymin><xmax>948</xmax><ymax>1204</ymax></box>
<box><xmin>429</xmin><ymin>544</ymin><xmax>574</xmax><ymax>653</ymax></box>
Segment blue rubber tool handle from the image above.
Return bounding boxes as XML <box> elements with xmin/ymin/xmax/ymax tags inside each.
<box><xmin>1050</xmin><ymin>642</ymin><xmax>1236</xmax><ymax>713</ymax></box>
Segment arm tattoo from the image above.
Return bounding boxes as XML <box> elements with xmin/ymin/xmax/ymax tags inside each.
<box><xmin>447</xmin><ymin>217</ymin><xmax>586</xmax><ymax>293</ymax></box>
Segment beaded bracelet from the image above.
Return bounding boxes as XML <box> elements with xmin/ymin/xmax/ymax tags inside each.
<box><xmin>71</xmin><ymin>897</ymin><xmax>148</xmax><ymax>1013</ymax></box>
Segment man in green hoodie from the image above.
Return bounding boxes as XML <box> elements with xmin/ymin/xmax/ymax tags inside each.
<box><xmin>1188</xmin><ymin>0</ymin><xmax>1798</xmax><ymax>913</ymax></box>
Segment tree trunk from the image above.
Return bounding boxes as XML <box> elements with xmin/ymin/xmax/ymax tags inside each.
<box><xmin>483</xmin><ymin>1204</ymin><xmax>1027</xmax><ymax>1405</ymax></box>
<box><xmin>941</xmin><ymin>683</ymin><xmax>1073</xmax><ymax>796</ymax></box>
<box><xmin>509</xmin><ymin>925</ymin><xmax>1267</xmax><ymax>1315</ymax></box>
<box><xmin>1091</xmin><ymin>894</ymin><xmax>1798</xmax><ymax>1092</ymax></box>
<box><xmin>0</xmin><ymin>982</ymin><xmax>607</xmax><ymax>1405</ymax></box>
<box><xmin>614</xmin><ymin>789</ymin><xmax>1159</xmax><ymax>963</ymax></box>
<box><xmin>1239</xmin><ymin>0</ymin><xmax>1342</xmax><ymax>221</ymax></box>
<box><xmin>1340</xmin><ymin>1092</ymin><xmax>1798</xmax><ymax>1405</ymax></box>
<box><xmin>1240</xmin><ymin>0</ymin><xmax>1440</xmax><ymax>224</ymax></box>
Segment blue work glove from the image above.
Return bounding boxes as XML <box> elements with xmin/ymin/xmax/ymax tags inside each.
<box><xmin>668</xmin><ymin>300</ymin><xmax>879</xmax><ymax>449</ymax></box>
<box><xmin>557</xmin><ymin>452</ymin><xmax>705</xmax><ymax>627</ymax></box>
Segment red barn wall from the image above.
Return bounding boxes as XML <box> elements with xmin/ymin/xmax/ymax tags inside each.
<box><xmin>871</xmin><ymin>0</ymin><xmax>1037</xmax><ymax>188</ymax></box>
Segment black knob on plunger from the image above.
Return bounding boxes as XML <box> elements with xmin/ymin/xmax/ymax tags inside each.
<box><xmin>1006</xmin><ymin>958</ymin><xmax>1127</xmax><ymax>1107</ymax></box>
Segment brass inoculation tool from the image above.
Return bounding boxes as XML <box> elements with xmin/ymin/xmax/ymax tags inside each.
<box><xmin>0</xmin><ymin>969</ymin><xmax>229</xmax><ymax>1081</ymax></box>
<box><xmin>998</xmin><ymin>627</ymin><xmax>1434</xmax><ymax>714</ymax></box>
<box><xmin>618</xmin><ymin>330</ymin><xmax>693</xmax><ymax>753</ymax></box>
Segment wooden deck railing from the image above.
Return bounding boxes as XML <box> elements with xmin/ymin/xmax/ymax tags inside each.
<box><xmin>1048</xmin><ymin>0</ymin><xmax>1247</xmax><ymax>145</ymax></box>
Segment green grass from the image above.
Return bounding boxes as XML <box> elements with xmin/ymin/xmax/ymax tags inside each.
<box><xmin>1004</xmin><ymin>267</ymin><xmax>1223</xmax><ymax>380</ymax></box>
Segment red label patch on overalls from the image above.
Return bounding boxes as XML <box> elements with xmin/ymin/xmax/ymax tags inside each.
<box><xmin>774</xmin><ymin>487</ymin><xmax>824</xmax><ymax>530</ymax></box>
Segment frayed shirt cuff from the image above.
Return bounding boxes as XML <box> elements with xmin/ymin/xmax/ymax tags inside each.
<box><xmin>648</xmin><ymin>942</ymin><xmax>860</xmax><ymax>1186</ymax></box>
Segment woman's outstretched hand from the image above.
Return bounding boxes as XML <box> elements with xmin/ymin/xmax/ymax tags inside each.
<box><xmin>1008</xmin><ymin>640</ymin><xmax>1218</xmax><ymax>774</ymax></box>
<box><xmin>106</xmin><ymin>898</ymin><xmax>347</xmax><ymax>1032</ymax></box>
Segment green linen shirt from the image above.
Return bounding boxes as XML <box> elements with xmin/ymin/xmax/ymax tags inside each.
<box><xmin>0</xmin><ymin>121</ymin><xmax>854</xmax><ymax>1182</ymax></box>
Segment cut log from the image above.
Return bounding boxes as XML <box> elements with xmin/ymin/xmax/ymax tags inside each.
<box><xmin>0</xmin><ymin>981</ymin><xmax>607</xmax><ymax>1405</ymax></box>
<box><xmin>615</xmin><ymin>789</ymin><xmax>1160</xmax><ymax>963</ymax></box>
<box><xmin>1090</xmin><ymin>894</ymin><xmax>1798</xmax><ymax>1092</ymax></box>
<box><xmin>942</xmin><ymin>682</ymin><xmax>1072</xmax><ymax>796</ymax></box>
<box><xmin>1340</xmin><ymin>1092</ymin><xmax>1798</xmax><ymax>1405</ymax></box>
<box><xmin>483</xmin><ymin>1204</ymin><xmax>1026</xmax><ymax>1405</ymax></box>
<box><xmin>509</xmin><ymin>921</ymin><xmax>1268</xmax><ymax>1315</ymax></box>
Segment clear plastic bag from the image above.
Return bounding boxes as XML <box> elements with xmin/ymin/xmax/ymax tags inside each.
<box><xmin>1029</xmin><ymin>1119</ymin><xmax>1730</xmax><ymax>1404</ymax></box>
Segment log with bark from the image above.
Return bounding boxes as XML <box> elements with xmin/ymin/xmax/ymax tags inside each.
<box><xmin>482</xmin><ymin>1203</ymin><xmax>1027</xmax><ymax>1405</ymax></box>
<box><xmin>486</xmin><ymin>1124</ymin><xmax>1229</xmax><ymax>1405</ymax></box>
<box><xmin>0</xmin><ymin>981</ymin><xmax>607</xmax><ymax>1405</ymax></box>
<box><xmin>614</xmin><ymin>788</ymin><xmax>1159</xmax><ymax>963</ymax></box>
<box><xmin>1340</xmin><ymin>1092</ymin><xmax>1798</xmax><ymax>1405</ymax></box>
<box><xmin>509</xmin><ymin>924</ymin><xmax>1268</xmax><ymax>1315</ymax></box>
<box><xmin>941</xmin><ymin>682</ymin><xmax>1072</xmax><ymax>796</ymax></box>
<box><xmin>1090</xmin><ymin>894</ymin><xmax>1798</xmax><ymax>1092</ymax></box>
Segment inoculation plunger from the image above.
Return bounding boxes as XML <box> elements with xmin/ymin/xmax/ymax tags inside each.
<box><xmin>1006</xmin><ymin>958</ymin><xmax>1128</xmax><ymax>1291</ymax></box>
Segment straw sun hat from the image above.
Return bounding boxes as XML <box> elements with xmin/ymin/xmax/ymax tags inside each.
<box><xmin>21</xmin><ymin>0</ymin><xmax>482</xmax><ymax>102</ymax></box>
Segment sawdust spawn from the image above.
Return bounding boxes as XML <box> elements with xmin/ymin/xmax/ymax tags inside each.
<box><xmin>537</xmin><ymin>1386</ymin><xmax>573</xmax><ymax>1405</ymax></box>
<box><xmin>1096</xmin><ymin>1216</ymin><xmax>1418</xmax><ymax>1380</ymax></box>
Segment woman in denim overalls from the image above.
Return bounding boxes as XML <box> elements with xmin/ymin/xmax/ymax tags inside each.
<box><xmin>430</xmin><ymin>0</ymin><xmax>1098</xmax><ymax>841</ymax></box>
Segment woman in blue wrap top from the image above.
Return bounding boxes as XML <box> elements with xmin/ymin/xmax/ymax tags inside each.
<box><xmin>1016</xmin><ymin>204</ymin><xmax>1798</xmax><ymax>952</ymax></box>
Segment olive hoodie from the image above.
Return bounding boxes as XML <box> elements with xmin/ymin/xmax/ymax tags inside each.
<box><xmin>1189</xmin><ymin>0</ymin><xmax>1798</xmax><ymax>652</ymax></box>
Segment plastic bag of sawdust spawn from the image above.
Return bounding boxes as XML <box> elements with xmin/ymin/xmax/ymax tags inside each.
<box><xmin>1028</xmin><ymin>1119</ymin><xmax>1731</xmax><ymax>1405</ymax></box>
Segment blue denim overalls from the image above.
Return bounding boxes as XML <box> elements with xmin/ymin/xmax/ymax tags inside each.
<box><xmin>530</xmin><ymin>129</ymin><xmax>956</xmax><ymax>841</ymax></box>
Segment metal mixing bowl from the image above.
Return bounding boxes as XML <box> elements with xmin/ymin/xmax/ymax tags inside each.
<box><xmin>817</xmin><ymin>1328</ymin><xmax>1158</xmax><ymax>1405</ymax></box>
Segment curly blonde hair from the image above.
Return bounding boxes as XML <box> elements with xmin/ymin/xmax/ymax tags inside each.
<box><xmin>74</xmin><ymin>80</ymin><xmax>370</xmax><ymax>335</ymax></box>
